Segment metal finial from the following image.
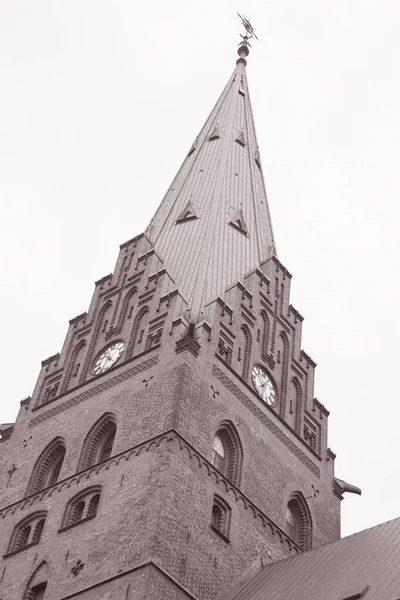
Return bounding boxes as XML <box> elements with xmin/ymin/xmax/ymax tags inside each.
<box><xmin>237</xmin><ymin>13</ymin><xmax>258</xmax><ymax>65</ymax></box>
<box><xmin>237</xmin><ymin>13</ymin><xmax>259</xmax><ymax>41</ymax></box>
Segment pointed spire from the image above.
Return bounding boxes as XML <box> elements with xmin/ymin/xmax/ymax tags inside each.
<box><xmin>145</xmin><ymin>29</ymin><xmax>275</xmax><ymax>321</ymax></box>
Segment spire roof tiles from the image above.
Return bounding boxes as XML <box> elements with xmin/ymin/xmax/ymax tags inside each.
<box><xmin>146</xmin><ymin>52</ymin><xmax>275</xmax><ymax>321</ymax></box>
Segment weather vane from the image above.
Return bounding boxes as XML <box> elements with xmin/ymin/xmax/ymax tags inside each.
<box><xmin>237</xmin><ymin>13</ymin><xmax>259</xmax><ymax>41</ymax></box>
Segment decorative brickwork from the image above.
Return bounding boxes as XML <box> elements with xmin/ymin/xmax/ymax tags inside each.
<box><xmin>28</xmin><ymin>355</ymin><xmax>159</xmax><ymax>428</ymax></box>
<box><xmin>0</xmin><ymin>430</ymin><xmax>301</xmax><ymax>555</ymax></box>
<box><xmin>287</xmin><ymin>492</ymin><xmax>313</xmax><ymax>551</ymax></box>
<box><xmin>79</xmin><ymin>299</ymin><xmax>113</xmax><ymax>383</ymax></box>
<box><xmin>115</xmin><ymin>285</ymin><xmax>138</xmax><ymax>332</ymax></box>
<box><xmin>291</xmin><ymin>377</ymin><xmax>303</xmax><ymax>434</ymax></box>
<box><xmin>213</xmin><ymin>421</ymin><xmax>243</xmax><ymax>486</ymax></box>
<box><xmin>5</xmin><ymin>511</ymin><xmax>47</xmax><ymax>556</ymax></box>
<box><xmin>278</xmin><ymin>330</ymin><xmax>289</xmax><ymax>419</ymax></box>
<box><xmin>218</xmin><ymin>337</ymin><xmax>233</xmax><ymax>365</ymax></box>
<box><xmin>25</xmin><ymin>438</ymin><xmax>66</xmax><ymax>496</ymax></box>
<box><xmin>212</xmin><ymin>365</ymin><xmax>320</xmax><ymax>477</ymax></box>
<box><xmin>77</xmin><ymin>413</ymin><xmax>116</xmax><ymax>471</ymax></box>
<box><xmin>61</xmin><ymin>486</ymin><xmax>102</xmax><ymax>529</ymax></box>
<box><xmin>260</xmin><ymin>310</ymin><xmax>270</xmax><ymax>359</ymax></box>
<box><xmin>240</xmin><ymin>324</ymin><xmax>252</xmax><ymax>381</ymax></box>
<box><xmin>60</xmin><ymin>339</ymin><xmax>86</xmax><ymax>394</ymax></box>
<box><xmin>175</xmin><ymin>336</ymin><xmax>201</xmax><ymax>356</ymax></box>
<box><xmin>145</xmin><ymin>328</ymin><xmax>163</xmax><ymax>351</ymax></box>
<box><xmin>23</xmin><ymin>560</ymin><xmax>49</xmax><ymax>600</ymax></box>
<box><xmin>126</xmin><ymin>305</ymin><xmax>150</xmax><ymax>358</ymax></box>
<box><xmin>304</xmin><ymin>417</ymin><xmax>319</xmax><ymax>453</ymax></box>
<box><xmin>0</xmin><ymin>44</ymin><xmax>342</xmax><ymax>600</ymax></box>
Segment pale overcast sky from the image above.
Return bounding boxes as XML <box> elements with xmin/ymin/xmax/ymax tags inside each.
<box><xmin>1</xmin><ymin>1</ymin><xmax>399</xmax><ymax>539</ymax></box>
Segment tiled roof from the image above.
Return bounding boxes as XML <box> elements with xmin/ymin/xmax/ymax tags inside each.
<box><xmin>221</xmin><ymin>517</ymin><xmax>400</xmax><ymax>600</ymax></box>
<box><xmin>145</xmin><ymin>56</ymin><xmax>275</xmax><ymax>321</ymax></box>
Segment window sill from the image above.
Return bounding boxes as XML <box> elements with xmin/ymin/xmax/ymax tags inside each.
<box><xmin>3</xmin><ymin>540</ymin><xmax>39</xmax><ymax>559</ymax></box>
<box><xmin>210</xmin><ymin>524</ymin><xmax>230</xmax><ymax>543</ymax></box>
<box><xmin>58</xmin><ymin>514</ymin><xmax>96</xmax><ymax>533</ymax></box>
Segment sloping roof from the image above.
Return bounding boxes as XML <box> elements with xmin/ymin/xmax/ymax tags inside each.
<box><xmin>145</xmin><ymin>48</ymin><xmax>275</xmax><ymax>321</ymax></box>
<box><xmin>222</xmin><ymin>517</ymin><xmax>400</xmax><ymax>600</ymax></box>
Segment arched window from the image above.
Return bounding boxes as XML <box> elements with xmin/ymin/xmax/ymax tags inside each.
<box><xmin>87</xmin><ymin>493</ymin><xmax>100</xmax><ymax>518</ymax></box>
<box><xmin>126</xmin><ymin>305</ymin><xmax>150</xmax><ymax>358</ymax></box>
<box><xmin>78</xmin><ymin>413</ymin><xmax>117</xmax><ymax>471</ymax></box>
<box><xmin>238</xmin><ymin>325</ymin><xmax>252</xmax><ymax>381</ymax></box>
<box><xmin>61</xmin><ymin>487</ymin><xmax>102</xmax><ymax>530</ymax></box>
<box><xmin>26</xmin><ymin>438</ymin><xmax>66</xmax><ymax>496</ymax></box>
<box><xmin>260</xmin><ymin>310</ymin><xmax>270</xmax><ymax>359</ymax></box>
<box><xmin>286</xmin><ymin>504</ymin><xmax>298</xmax><ymax>542</ymax></box>
<box><xmin>7</xmin><ymin>512</ymin><xmax>47</xmax><ymax>555</ymax></box>
<box><xmin>31</xmin><ymin>519</ymin><xmax>45</xmax><ymax>544</ymax></box>
<box><xmin>285</xmin><ymin>493</ymin><xmax>312</xmax><ymax>551</ymax></box>
<box><xmin>211</xmin><ymin>422</ymin><xmax>243</xmax><ymax>486</ymax></box>
<box><xmin>210</xmin><ymin>495</ymin><xmax>231</xmax><ymax>540</ymax></box>
<box><xmin>212</xmin><ymin>434</ymin><xmax>226</xmax><ymax>473</ymax></box>
<box><xmin>29</xmin><ymin>584</ymin><xmax>47</xmax><ymax>600</ymax></box>
<box><xmin>99</xmin><ymin>430</ymin><xmax>115</xmax><ymax>462</ymax></box>
<box><xmin>79</xmin><ymin>299</ymin><xmax>113</xmax><ymax>383</ymax></box>
<box><xmin>61</xmin><ymin>339</ymin><xmax>87</xmax><ymax>393</ymax></box>
<box><xmin>23</xmin><ymin>561</ymin><xmax>49</xmax><ymax>600</ymax></box>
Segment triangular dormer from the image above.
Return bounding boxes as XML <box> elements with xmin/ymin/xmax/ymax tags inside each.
<box><xmin>176</xmin><ymin>200</ymin><xmax>199</xmax><ymax>224</ymax></box>
<box><xmin>208</xmin><ymin>124</ymin><xmax>221</xmax><ymax>141</ymax></box>
<box><xmin>228</xmin><ymin>209</ymin><xmax>248</xmax><ymax>236</ymax></box>
<box><xmin>235</xmin><ymin>130</ymin><xmax>246</xmax><ymax>147</ymax></box>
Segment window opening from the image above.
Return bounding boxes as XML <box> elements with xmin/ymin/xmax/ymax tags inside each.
<box><xmin>285</xmin><ymin>494</ymin><xmax>312</xmax><ymax>550</ymax></box>
<box><xmin>78</xmin><ymin>414</ymin><xmax>117</xmax><ymax>471</ymax></box>
<box><xmin>210</xmin><ymin>495</ymin><xmax>231</xmax><ymax>540</ymax></box>
<box><xmin>286</xmin><ymin>505</ymin><xmax>297</xmax><ymax>543</ymax></box>
<box><xmin>26</xmin><ymin>439</ymin><xmax>66</xmax><ymax>496</ymax></box>
<box><xmin>212</xmin><ymin>434</ymin><xmax>226</xmax><ymax>474</ymax></box>
<box><xmin>48</xmin><ymin>455</ymin><xmax>63</xmax><ymax>487</ymax></box>
<box><xmin>87</xmin><ymin>493</ymin><xmax>100</xmax><ymax>518</ymax></box>
<box><xmin>31</xmin><ymin>583</ymin><xmax>47</xmax><ymax>600</ymax></box>
<box><xmin>62</xmin><ymin>488</ymin><xmax>102</xmax><ymax>530</ymax></box>
<box><xmin>211</xmin><ymin>423</ymin><xmax>243</xmax><ymax>486</ymax></box>
<box><xmin>99</xmin><ymin>431</ymin><xmax>115</xmax><ymax>462</ymax></box>
<box><xmin>7</xmin><ymin>513</ymin><xmax>47</xmax><ymax>555</ymax></box>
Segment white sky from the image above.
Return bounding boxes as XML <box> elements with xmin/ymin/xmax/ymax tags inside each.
<box><xmin>1</xmin><ymin>1</ymin><xmax>398</xmax><ymax>539</ymax></box>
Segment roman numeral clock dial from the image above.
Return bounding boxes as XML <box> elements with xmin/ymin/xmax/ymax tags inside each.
<box><xmin>251</xmin><ymin>365</ymin><xmax>277</xmax><ymax>406</ymax></box>
<box><xmin>93</xmin><ymin>342</ymin><xmax>125</xmax><ymax>375</ymax></box>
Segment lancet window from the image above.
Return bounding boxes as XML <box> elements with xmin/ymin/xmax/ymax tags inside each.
<box><xmin>238</xmin><ymin>325</ymin><xmax>252</xmax><ymax>381</ymax></box>
<box><xmin>27</xmin><ymin>584</ymin><xmax>47</xmax><ymax>600</ymax></box>
<box><xmin>285</xmin><ymin>493</ymin><xmax>312</xmax><ymax>551</ymax></box>
<box><xmin>7</xmin><ymin>512</ymin><xmax>47</xmax><ymax>555</ymax></box>
<box><xmin>211</xmin><ymin>495</ymin><xmax>231</xmax><ymax>540</ymax></box>
<box><xmin>211</xmin><ymin>422</ymin><xmax>243</xmax><ymax>486</ymax></box>
<box><xmin>23</xmin><ymin>561</ymin><xmax>49</xmax><ymax>600</ymax></box>
<box><xmin>26</xmin><ymin>438</ymin><xmax>66</xmax><ymax>496</ymax></box>
<box><xmin>61</xmin><ymin>487</ymin><xmax>102</xmax><ymax>529</ymax></box>
<box><xmin>78</xmin><ymin>413</ymin><xmax>117</xmax><ymax>471</ymax></box>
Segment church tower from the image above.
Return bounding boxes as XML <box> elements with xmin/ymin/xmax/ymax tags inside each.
<box><xmin>0</xmin><ymin>27</ymin><xmax>344</xmax><ymax>600</ymax></box>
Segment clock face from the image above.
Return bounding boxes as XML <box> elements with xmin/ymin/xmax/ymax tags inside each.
<box><xmin>251</xmin><ymin>365</ymin><xmax>277</xmax><ymax>406</ymax></box>
<box><xmin>93</xmin><ymin>342</ymin><xmax>125</xmax><ymax>375</ymax></box>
